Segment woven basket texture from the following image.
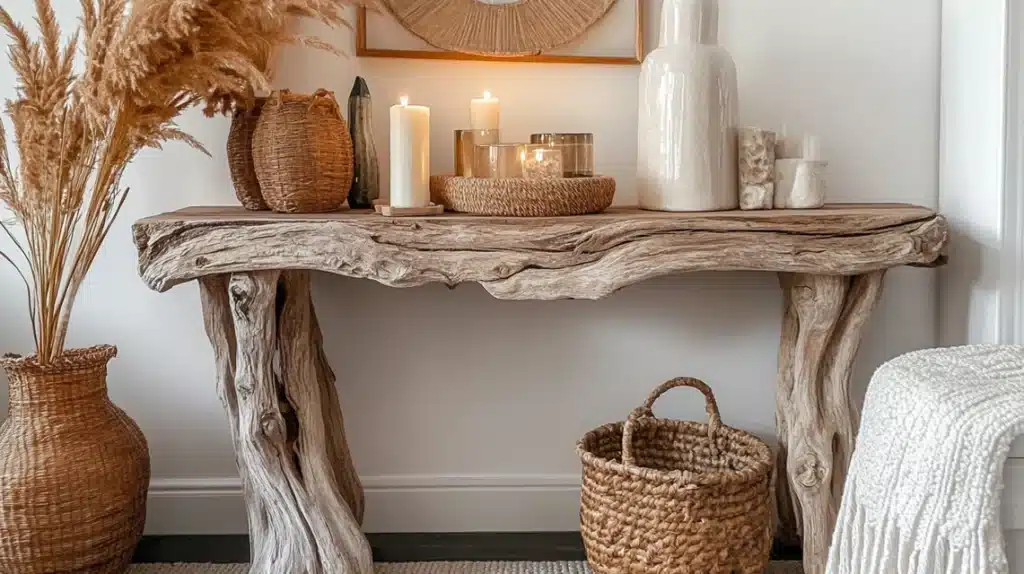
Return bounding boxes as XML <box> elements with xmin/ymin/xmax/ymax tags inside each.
<box><xmin>577</xmin><ymin>378</ymin><xmax>773</xmax><ymax>574</ymax></box>
<box><xmin>430</xmin><ymin>175</ymin><xmax>615</xmax><ymax>217</ymax></box>
<box><xmin>227</xmin><ymin>98</ymin><xmax>269</xmax><ymax>211</ymax></box>
<box><xmin>382</xmin><ymin>0</ymin><xmax>617</xmax><ymax>57</ymax></box>
<box><xmin>253</xmin><ymin>89</ymin><xmax>354</xmax><ymax>213</ymax></box>
<box><xmin>0</xmin><ymin>345</ymin><xmax>150</xmax><ymax>573</ymax></box>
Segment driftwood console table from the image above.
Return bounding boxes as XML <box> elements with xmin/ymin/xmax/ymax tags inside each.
<box><xmin>132</xmin><ymin>204</ymin><xmax>948</xmax><ymax>574</ymax></box>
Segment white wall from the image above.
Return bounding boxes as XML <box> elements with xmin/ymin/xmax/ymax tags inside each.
<box><xmin>938</xmin><ymin>0</ymin><xmax>1024</xmax><ymax>570</ymax></box>
<box><xmin>938</xmin><ymin>0</ymin><xmax>1009</xmax><ymax>347</ymax></box>
<box><xmin>0</xmin><ymin>0</ymin><xmax>941</xmax><ymax>534</ymax></box>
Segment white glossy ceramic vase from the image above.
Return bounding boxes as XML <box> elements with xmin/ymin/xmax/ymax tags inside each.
<box><xmin>638</xmin><ymin>0</ymin><xmax>739</xmax><ymax>211</ymax></box>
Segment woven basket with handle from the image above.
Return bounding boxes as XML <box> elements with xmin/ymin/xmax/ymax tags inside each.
<box><xmin>577</xmin><ymin>378</ymin><xmax>773</xmax><ymax>574</ymax></box>
<box><xmin>252</xmin><ymin>89</ymin><xmax>354</xmax><ymax>213</ymax></box>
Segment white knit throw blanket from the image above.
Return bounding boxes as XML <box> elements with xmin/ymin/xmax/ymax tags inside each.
<box><xmin>827</xmin><ymin>345</ymin><xmax>1024</xmax><ymax>574</ymax></box>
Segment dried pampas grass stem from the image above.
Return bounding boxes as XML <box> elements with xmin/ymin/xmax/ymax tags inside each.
<box><xmin>0</xmin><ymin>0</ymin><xmax>372</xmax><ymax>363</ymax></box>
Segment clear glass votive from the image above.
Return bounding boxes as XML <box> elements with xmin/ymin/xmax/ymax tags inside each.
<box><xmin>474</xmin><ymin>144</ymin><xmax>563</xmax><ymax>179</ymax></box>
<box><xmin>455</xmin><ymin>129</ymin><xmax>500</xmax><ymax>177</ymax></box>
<box><xmin>530</xmin><ymin>133</ymin><xmax>594</xmax><ymax>177</ymax></box>
<box><xmin>521</xmin><ymin>147</ymin><xmax>563</xmax><ymax>180</ymax></box>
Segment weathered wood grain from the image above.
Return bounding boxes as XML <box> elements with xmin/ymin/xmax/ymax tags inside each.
<box><xmin>224</xmin><ymin>271</ymin><xmax>372</xmax><ymax>574</ymax></box>
<box><xmin>285</xmin><ymin>271</ymin><xmax>365</xmax><ymax>524</ymax></box>
<box><xmin>198</xmin><ymin>276</ymin><xmax>267</xmax><ymax>560</ymax></box>
<box><xmin>133</xmin><ymin>205</ymin><xmax>948</xmax><ymax>299</ymax></box>
<box><xmin>135</xmin><ymin>203</ymin><xmax>950</xmax><ymax>574</ymax></box>
<box><xmin>775</xmin><ymin>271</ymin><xmax>885</xmax><ymax>574</ymax></box>
<box><xmin>277</xmin><ymin>271</ymin><xmax>372</xmax><ymax>574</ymax></box>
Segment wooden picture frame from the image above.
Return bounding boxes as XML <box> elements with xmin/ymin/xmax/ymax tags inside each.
<box><xmin>356</xmin><ymin>0</ymin><xmax>644</xmax><ymax>66</ymax></box>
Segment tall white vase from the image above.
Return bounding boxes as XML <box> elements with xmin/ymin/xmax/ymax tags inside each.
<box><xmin>638</xmin><ymin>0</ymin><xmax>739</xmax><ymax>212</ymax></box>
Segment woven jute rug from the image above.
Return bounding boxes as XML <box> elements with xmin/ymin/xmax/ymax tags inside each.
<box><xmin>129</xmin><ymin>562</ymin><xmax>803</xmax><ymax>573</ymax></box>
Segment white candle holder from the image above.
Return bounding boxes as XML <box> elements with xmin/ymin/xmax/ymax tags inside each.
<box><xmin>373</xmin><ymin>199</ymin><xmax>444</xmax><ymax>217</ymax></box>
<box><xmin>774</xmin><ymin>159</ymin><xmax>827</xmax><ymax>209</ymax></box>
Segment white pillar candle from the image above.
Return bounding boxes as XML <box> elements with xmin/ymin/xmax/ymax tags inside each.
<box><xmin>470</xmin><ymin>91</ymin><xmax>500</xmax><ymax>131</ymax></box>
<box><xmin>390</xmin><ymin>96</ymin><xmax>431</xmax><ymax>208</ymax></box>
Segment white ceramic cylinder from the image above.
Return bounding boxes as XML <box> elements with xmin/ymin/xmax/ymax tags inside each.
<box><xmin>661</xmin><ymin>0</ymin><xmax>718</xmax><ymax>46</ymax></box>
<box><xmin>470</xmin><ymin>92</ymin><xmax>500</xmax><ymax>131</ymax></box>
<box><xmin>638</xmin><ymin>0</ymin><xmax>739</xmax><ymax>212</ymax></box>
<box><xmin>390</xmin><ymin>100</ymin><xmax>431</xmax><ymax>208</ymax></box>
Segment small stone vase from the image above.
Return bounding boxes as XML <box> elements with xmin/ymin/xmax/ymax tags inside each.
<box><xmin>638</xmin><ymin>0</ymin><xmax>739</xmax><ymax>212</ymax></box>
<box><xmin>0</xmin><ymin>346</ymin><xmax>150</xmax><ymax>573</ymax></box>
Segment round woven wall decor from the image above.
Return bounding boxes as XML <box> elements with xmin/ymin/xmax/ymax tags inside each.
<box><xmin>381</xmin><ymin>0</ymin><xmax>618</xmax><ymax>57</ymax></box>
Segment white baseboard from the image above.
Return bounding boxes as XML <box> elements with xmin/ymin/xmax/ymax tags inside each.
<box><xmin>145</xmin><ymin>475</ymin><xmax>582</xmax><ymax>535</ymax></box>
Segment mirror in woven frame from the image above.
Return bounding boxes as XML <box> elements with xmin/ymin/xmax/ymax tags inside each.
<box><xmin>358</xmin><ymin>0</ymin><xmax>644</xmax><ymax>65</ymax></box>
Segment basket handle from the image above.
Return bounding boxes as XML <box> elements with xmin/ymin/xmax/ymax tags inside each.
<box><xmin>621</xmin><ymin>377</ymin><xmax>722</xmax><ymax>467</ymax></box>
<box><xmin>310</xmin><ymin>88</ymin><xmax>342</xmax><ymax>119</ymax></box>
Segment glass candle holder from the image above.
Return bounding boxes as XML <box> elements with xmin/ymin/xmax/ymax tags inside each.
<box><xmin>521</xmin><ymin>147</ymin><xmax>563</xmax><ymax>180</ymax></box>
<box><xmin>530</xmin><ymin>133</ymin><xmax>594</xmax><ymax>177</ymax></box>
<box><xmin>474</xmin><ymin>144</ymin><xmax>563</xmax><ymax>179</ymax></box>
<box><xmin>454</xmin><ymin>129</ymin><xmax>500</xmax><ymax>177</ymax></box>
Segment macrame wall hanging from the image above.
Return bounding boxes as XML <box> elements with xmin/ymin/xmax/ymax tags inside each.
<box><xmin>379</xmin><ymin>0</ymin><xmax>619</xmax><ymax>57</ymax></box>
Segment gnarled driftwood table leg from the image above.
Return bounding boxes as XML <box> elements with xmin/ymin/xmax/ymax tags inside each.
<box><xmin>199</xmin><ymin>271</ymin><xmax>371</xmax><ymax>574</ymax></box>
<box><xmin>776</xmin><ymin>271</ymin><xmax>885</xmax><ymax>574</ymax></box>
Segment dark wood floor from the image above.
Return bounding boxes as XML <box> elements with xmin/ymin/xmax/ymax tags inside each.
<box><xmin>133</xmin><ymin>533</ymin><xmax>802</xmax><ymax>564</ymax></box>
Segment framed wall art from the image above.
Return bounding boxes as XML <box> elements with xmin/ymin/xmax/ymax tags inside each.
<box><xmin>356</xmin><ymin>0</ymin><xmax>645</xmax><ymax>65</ymax></box>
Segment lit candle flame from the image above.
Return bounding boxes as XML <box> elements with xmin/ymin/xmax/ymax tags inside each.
<box><xmin>484</xmin><ymin>91</ymin><xmax>492</xmax><ymax>100</ymax></box>
<box><xmin>400</xmin><ymin>96</ymin><xmax>409</xmax><ymax>106</ymax></box>
<box><xmin>535</xmin><ymin>150</ymin><xmax>544</xmax><ymax>162</ymax></box>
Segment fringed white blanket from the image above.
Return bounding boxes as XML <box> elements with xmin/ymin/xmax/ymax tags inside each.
<box><xmin>827</xmin><ymin>345</ymin><xmax>1024</xmax><ymax>574</ymax></box>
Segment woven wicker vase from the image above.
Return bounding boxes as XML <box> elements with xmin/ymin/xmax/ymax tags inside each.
<box><xmin>252</xmin><ymin>89</ymin><xmax>354</xmax><ymax>213</ymax></box>
<box><xmin>0</xmin><ymin>346</ymin><xmax>150</xmax><ymax>574</ymax></box>
<box><xmin>227</xmin><ymin>97</ymin><xmax>269</xmax><ymax>211</ymax></box>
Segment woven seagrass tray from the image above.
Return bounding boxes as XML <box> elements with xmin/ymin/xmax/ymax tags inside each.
<box><xmin>430</xmin><ymin>175</ymin><xmax>615</xmax><ymax>217</ymax></box>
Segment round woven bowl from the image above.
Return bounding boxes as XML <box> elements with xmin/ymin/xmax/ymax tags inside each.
<box><xmin>577</xmin><ymin>378</ymin><xmax>773</xmax><ymax>574</ymax></box>
<box><xmin>227</xmin><ymin>97</ymin><xmax>269</xmax><ymax>211</ymax></box>
<box><xmin>0</xmin><ymin>346</ymin><xmax>150</xmax><ymax>573</ymax></box>
<box><xmin>430</xmin><ymin>175</ymin><xmax>615</xmax><ymax>217</ymax></box>
<box><xmin>253</xmin><ymin>89</ymin><xmax>354</xmax><ymax>214</ymax></box>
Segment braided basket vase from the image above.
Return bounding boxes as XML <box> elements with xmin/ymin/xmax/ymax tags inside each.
<box><xmin>577</xmin><ymin>378</ymin><xmax>773</xmax><ymax>574</ymax></box>
<box><xmin>253</xmin><ymin>89</ymin><xmax>354</xmax><ymax>213</ymax></box>
<box><xmin>227</xmin><ymin>97</ymin><xmax>269</xmax><ymax>211</ymax></box>
<box><xmin>0</xmin><ymin>346</ymin><xmax>150</xmax><ymax>573</ymax></box>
